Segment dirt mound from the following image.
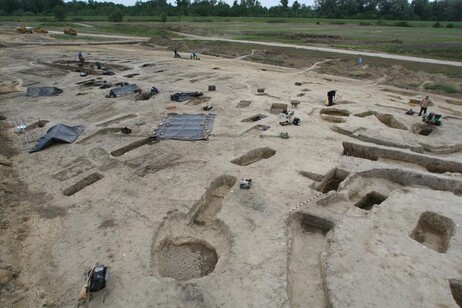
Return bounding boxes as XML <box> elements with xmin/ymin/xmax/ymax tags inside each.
<box><xmin>0</xmin><ymin>80</ymin><xmax>23</xmax><ymax>94</ymax></box>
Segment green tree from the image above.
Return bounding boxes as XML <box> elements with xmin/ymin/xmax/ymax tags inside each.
<box><xmin>280</xmin><ymin>0</ymin><xmax>289</xmax><ymax>9</ymax></box>
<box><xmin>161</xmin><ymin>11</ymin><xmax>167</xmax><ymax>22</ymax></box>
<box><xmin>108</xmin><ymin>8</ymin><xmax>124</xmax><ymax>22</ymax></box>
<box><xmin>53</xmin><ymin>5</ymin><xmax>66</xmax><ymax>21</ymax></box>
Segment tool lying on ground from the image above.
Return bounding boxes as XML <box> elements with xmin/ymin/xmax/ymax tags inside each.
<box><xmin>78</xmin><ymin>262</ymin><xmax>109</xmax><ymax>307</ymax></box>
<box><xmin>240</xmin><ymin>178</ymin><xmax>252</xmax><ymax>189</ymax></box>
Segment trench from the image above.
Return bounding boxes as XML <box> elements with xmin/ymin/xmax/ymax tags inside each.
<box><xmin>241</xmin><ymin>114</ymin><xmax>268</xmax><ymax>123</ymax></box>
<box><xmin>287</xmin><ymin>213</ymin><xmax>333</xmax><ymax>308</ymax></box>
<box><xmin>231</xmin><ymin>147</ymin><xmax>276</xmax><ymax>166</ymax></box>
<box><xmin>110</xmin><ymin>138</ymin><xmax>155</xmax><ymax>157</ymax></box>
<box><xmin>189</xmin><ymin>175</ymin><xmax>237</xmax><ymax>225</ymax></box>
<box><xmin>63</xmin><ymin>173</ymin><xmax>104</xmax><ymax>196</ymax></box>
<box><xmin>343</xmin><ymin>142</ymin><xmax>462</xmax><ymax>174</ymax></box>
<box><xmin>96</xmin><ymin>114</ymin><xmax>138</xmax><ymax>127</ymax></box>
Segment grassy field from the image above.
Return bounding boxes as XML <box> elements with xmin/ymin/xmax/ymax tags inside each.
<box><xmin>7</xmin><ymin>16</ymin><xmax>457</xmax><ymax>61</ymax></box>
<box><xmin>3</xmin><ymin>16</ymin><xmax>461</xmax><ymax>61</ymax></box>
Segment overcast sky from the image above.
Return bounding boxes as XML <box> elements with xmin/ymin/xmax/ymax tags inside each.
<box><xmin>67</xmin><ymin>0</ymin><xmax>316</xmax><ymax>9</ymax></box>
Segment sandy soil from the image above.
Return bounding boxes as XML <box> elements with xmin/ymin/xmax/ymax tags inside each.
<box><xmin>1</xmin><ymin>28</ymin><xmax>462</xmax><ymax>308</ymax></box>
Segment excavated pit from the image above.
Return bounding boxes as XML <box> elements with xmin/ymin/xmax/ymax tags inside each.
<box><xmin>231</xmin><ymin>147</ymin><xmax>276</xmax><ymax>166</ymax></box>
<box><xmin>287</xmin><ymin>213</ymin><xmax>333</xmax><ymax>307</ymax></box>
<box><xmin>63</xmin><ymin>173</ymin><xmax>104</xmax><ymax>196</ymax></box>
<box><xmin>320</xmin><ymin>108</ymin><xmax>351</xmax><ymax>117</ymax></box>
<box><xmin>412</xmin><ymin>123</ymin><xmax>435</xmax><ymax>136</ymax></box>
<box><xmin>237</xmin><ymin>100</ymin><xmax>252</xmax><ymax>108</ymax></box>
<box><xmin>110</xmin><ymin>138</ymin><xmax>155</xmax><ymax>157</ymax></box>
<box><xmin>242</xmin><ymin>125</ymin><xmax>270</xmax><ymax>135</ymax></box>
<box><xmin>189</xmin><ymin>175</ymin><xmax>236</xmax><ymax>225</ymax></box>
<box><xmin>241</xmin><ymin>114</ymin><xmax>268</xmax><ymax>123</ymax></box>
<box><xmin>355</xmin><ymin>111</ymin><xmax>407</xmax><ymax>130</ymax></box>
<box><xmin>449</xmin><ymin>279</ymin><xmax>462</xmax><ymax>306</ymax></box>
<box><xmin>410</xmin><ymin>211</ymin><xmax>455</xmax><ymax>253</ymax></box>
<box><xmin>419</xmin><ymin>127</ymin><xmax>434</xmax><ymax>136</ymax></box>
<box><xmin>316</xmin><ymin>168</ymin><xmax>350</xmax><ymax>193</ymax></box>
<box><xmin>354</xmin><ymin>191</ymin><xmax>388</xmax><ymax>211</ymax></box>
<box><xmin>156</xmin><ymin>238</ymin><xmax>218</xmax><ymax>281</ymax></box>
<box><xmin>270</xmin><ymin>103</ymin><xmax>288</xmax><ymax>114</ymax></box>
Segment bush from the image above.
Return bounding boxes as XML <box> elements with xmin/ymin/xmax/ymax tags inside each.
<box><xmin>108</xmin><ymin>9</ymin><xmax>124</xmax><ymax>22</ymax></box>
<box><xmin>71</xmin><ymin>17</ymin><xmax>83</xmax><ymax>22</ymax></box>
<box><xmin>433</xmin><ymin>21</ymin><xmax>441</xmax><ymax>28</ymax></box>
<box><xmin>24</xmin><ymin>11</ymin><xmax>34</xmax><ymax>16</ymax></box>
<box><xmin>375</xmin><ymin>19</ymin><xmax>387</xmax><ymax>26</ymax></box>
<box><xmin>266</xmin><ymin>19</ymin><xmax>287</xmax><ymax>23</ymax></box>
<box><xmin>359</xmin><ymin>21</ymin><xmax>371</xmax><ymax>26</ymax></box>
<box><xmin>12</xmin><ymin>9</ymin><xmax>25</xmax><ymax>16</ymax></box>
<box><xmin>424</xmin><ymin>83</ymin><xmax>458</xmax><ymax>94</ymax></box>
<box><xmin>330</xmin><ymin>21</ymin><xmax>345</xmax><ymax>25</ymax></box>
<box><xmin>394</xmin><ymin>21</ymin><xmax>411</xmax><ymax>27</ymax></box>
<box><xmin>53</xmin><ymin>5</ymin><xmax>66</xmax><ymax>21</ymax></box>
<box><xmin>446</xmin><ymin>23</ymin><xmax>454</xmax><ymax>28</ymax></box>
<box><xmin>161</xmin><ymin>12</ymin><xmax>167</xmax><ymax>23</ymax></box>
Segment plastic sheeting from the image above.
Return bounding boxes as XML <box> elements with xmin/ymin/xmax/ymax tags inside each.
<box><xmin>153</xmin><ymin>114</ymin><xmax>215</xmax><ymax>140</ymax></box>
<box><xmin>30</xmin><ymin>124</ymin><xmax>85</xmax><ymax>153</ymax></box>
<box><xmin>26</xmin><ymin>87</ymin><xmax>63</xmax><ymax>97</ymax></box>
<box><xmin>108</xmin><ymin>84</ymin><xmax>140</xmax><ymax>98</ymax></box>
<box><xmin>170</xmin><ymin>92</ymin><xmax>203</xmax><ymax>102</ymax></box>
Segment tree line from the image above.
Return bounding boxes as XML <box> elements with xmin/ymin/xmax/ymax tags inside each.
<box><xmin>0</xmin><ymin>0</ymin><xmax>461</xmax><ymax>21</ymax></box>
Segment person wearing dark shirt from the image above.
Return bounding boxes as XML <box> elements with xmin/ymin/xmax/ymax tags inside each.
<box><xmin>327</xmin><ymin>90</ymin><xmax>336</xmax><ymax>106</ymax></box>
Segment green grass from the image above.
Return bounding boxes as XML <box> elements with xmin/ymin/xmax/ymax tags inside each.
<box><xmin>424</xmin><ymin>83</ymin><xmax>459</xmax><ymax>94</ymax></box>
<box><xmin>3</xmin><ymin>16</ymin><xmax>461</xmax><ymax>61</ymax></box>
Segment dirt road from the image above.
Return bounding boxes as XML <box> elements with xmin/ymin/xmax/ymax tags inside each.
<box><xmin>174</xmin><ymin>32</ymin><xmax>462</xmax><ymax>67</ymax></box>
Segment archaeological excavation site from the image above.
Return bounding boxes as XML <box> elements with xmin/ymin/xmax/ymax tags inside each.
<box><xmin>1</xmin><ymin>26</ymin><xmax>462</xmax><ymax>308</ymax></box>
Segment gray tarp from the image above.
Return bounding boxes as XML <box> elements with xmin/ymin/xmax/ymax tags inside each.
<box><xmin>108</xmin><ymin>84</ymin><xmax>140</xmax><ymax>98</ymax></box>
<box><xmin>30</xmin><ymin>124</ymin><xmax>85</xmax><ymax>153</ymax></box>
<box><xmin>154</xmin><ymin>114</ymin><xmax>215</xmax><ymax>140</ymax></box>
<box><xmin>170</xmin><ymin>92</ymin><xmax>203</xmax><ymax>102</ymax></box>
<box><xmin>26</xmin><ymin>87</ymin><xmax>63</xmax><ymax>97</ymax></box>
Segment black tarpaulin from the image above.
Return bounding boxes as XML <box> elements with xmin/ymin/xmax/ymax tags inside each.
<box><xmin>30</xmin><ymin>124</ymin><xmax>85</xmax><ymax>153</ymax></box>
<box><xmin>26</xmin><ymin>87</ymin><xmax>63</xmax><ymax>97</ymax></box>
<box><xmin>108</xmin><ymin>84</ymin><xmax>140</xmax><ymax>98</ymax></box>
<box><xmin>170</xmin><ymin>92</ymin><xmax>203</xmax><ymax>102</ymax></box>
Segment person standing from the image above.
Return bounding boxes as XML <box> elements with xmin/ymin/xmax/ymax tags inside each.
<box><xmin>419</xmin><ymin>95</ymin><xmax>432</xmax><ymax>116</ymax></box>
<box><xmin>327</xmin><ymin>90</ymin><xmax>336</xmax><ymax>106</ymax></box>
